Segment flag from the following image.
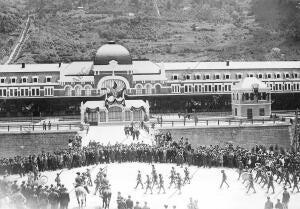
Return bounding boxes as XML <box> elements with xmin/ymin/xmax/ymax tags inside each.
<box><xmin>112</xmin><ymin>81</ymin><xmax>117</xmax><ymax>89</ymax></box>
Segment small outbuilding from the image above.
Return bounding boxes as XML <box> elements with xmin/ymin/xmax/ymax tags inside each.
<box><xmin>232</xmin><ymin>77</ymin><xmax>271</xmax><ymax>119</ymax></box>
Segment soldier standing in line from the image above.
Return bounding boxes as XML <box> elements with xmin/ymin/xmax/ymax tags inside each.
<box><xmin>219</xmin><ymin>170</ymin><xmax>229</xmax><ymax>189</ymax></box>
<box><xmin>158</xmin><ymin>174</ymin><xmax>166</xmax><ymax>194</ymax></box>
<box><xmin>144</xmin><ymin>175</ymin><xmax>153</xmax><ymax>195</ymax></box>
<box><xmin>135</xmin><ymin>170</ymin><xmax>144</xmax><ymax>189</ymax></box>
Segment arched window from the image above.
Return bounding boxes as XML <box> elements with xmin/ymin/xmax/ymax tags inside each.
<box><xmin>84</xmin><ymin>85</ymin><xmax>92</xmax><ymax>96</ymax></box>
<box><xmin>65</xmin><ymin>86</ymin><xmax>72</xmax><ymax>96</ymax></box>
<box><xmin>154</xmin><ymin>84</ymin><xmax>161</xmax><ymax>94</ymax></box>
<box><xmin>145</xmin><ymin>83</ymin><xmax>152</xmax><ymax>94</ymax></box>
<box><xmin>135</xmin><ymin>84</ymin><xmax>143</xmax><ymax>95</ymax></box>
<box><xmin>74</xmin><ymin>85</ymin><xmax>82</xmax><ymax>96</ymax></box>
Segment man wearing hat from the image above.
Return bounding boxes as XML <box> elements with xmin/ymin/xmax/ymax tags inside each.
<box><xmin>220</xmin><ymin>170</ymin><xmax>229</xmax><ymax>189</ymax></box>
<box><xmin>134</xmin><ymin>201</ymin><xmax>142</xmax><ymax>209</ymax></box>
<box><xmin>126</xmin><ymin>195</ymin><xmax>133</xmax><ymax>209</ymax></box>
<box><xmin>264</xmin><ymin>196</ymin><xmax>274</xmax><ymax>209</ymax></box>
<box><xmin>75</xmin><ymin>172</ymin><xmax>82</xmax><ymax>187</ymax></box>
<box><xmin>55</xmin><ymin>173</ymin><xmax>61</xmax><ymax>187</ymax></box>
<box><xmin>59</xmin><ymin>186</ymin><xmax>70</xmax><ymax>209</ymax></box>
<box><xmin>282</xmin><ymin>187</ymin><xmax>290</xmax><ymax>209</ymax></box>
<box><xmin>86</xmin><ymin>168</ymin><xmax>92</xmax><ymax>186</ymax></box>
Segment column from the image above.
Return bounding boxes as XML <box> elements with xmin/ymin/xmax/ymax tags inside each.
<box><xmin>97</xmin><ymin>111</ymin><xmax>100</xmax><ymax>125</ymax></box>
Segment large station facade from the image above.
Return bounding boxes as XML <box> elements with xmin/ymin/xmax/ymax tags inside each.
<box><xmin>0</xmin><ymin>41</ymin><xmax>300</xmax><ymax>117</ymax></box>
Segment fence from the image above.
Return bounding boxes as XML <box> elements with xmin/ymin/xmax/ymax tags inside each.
<box><xmin>155</xmin><ymin>118</ymin><xmax>288</xmax><ymax>128</ymax></box>
<box><xmin>0</xmin><ymin>123</ymin><xmax>81</xmax><ymax>133</ymax></box>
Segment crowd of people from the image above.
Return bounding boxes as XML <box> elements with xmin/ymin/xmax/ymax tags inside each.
<box><xmin>0</xmin><ymin>130</ymin><xmax>300</xmax><ymax>209</ymax></box>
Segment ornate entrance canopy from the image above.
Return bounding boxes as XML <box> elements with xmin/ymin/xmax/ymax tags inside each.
<box><xmin>81</xmin><ymin>100</ymin><xmax>149</xmax><ymax>125</ymax></box>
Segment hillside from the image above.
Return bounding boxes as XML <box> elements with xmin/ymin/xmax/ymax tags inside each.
<box><xmin>1</xmin><ymin>0</ymin><xmax>300</xmax><ymax>64</ymax></box>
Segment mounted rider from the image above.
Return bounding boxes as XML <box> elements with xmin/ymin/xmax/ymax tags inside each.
<box><xmin>74</xmin><ymin>172</ymin><xmax>89</xmax><ymax>194</ymax></box>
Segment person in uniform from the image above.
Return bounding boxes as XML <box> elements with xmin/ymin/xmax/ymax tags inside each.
<box><xmin>126</xmin><ymin>195</ymin><xmax>134</xmax><ymax>209</ymax></box>
<box><xmin>176</xmin><ymin>173</ymin><xmax>182</xmax><ymax>195</ymax></box>
<box><xmin>282</xmin><ymin>187</ymin><xmax>290</xmax><ymax>209</ymax></box>
<box><xmin>219</xmin><ymin>170</ymin><xmax>229</xmax><ymax>189</ymax></box>
<box><xmin>135</xmin><ymin>170</ymin><xmax>144</xmax><ymax>189</ymax></box>
<box><xmin>292</xmin><ymin>172</ymin><xmax>299</xmax><ymax>193</ymax></box>
<box><xmin>284</xmin><ymin>171</ymin><xmax>292</xmax><ymax>188</ymax></box>
<box><xmin>158</xmin><ymin>174</ymin><xmax>166</xmax><ymax>194</ymax></box>
<box><xmin>183</xmin><ymin>167</ymin><xmax>190</xmax><ymax>185</ymax></box>
<box><xmin>144</xmin><ymin>175</ymin><xmax>153</xmax><ymax>194</ymax></box>
<box><xmin>55</xmin><ymin>173</ymin><xmax>61</xmax><ymax>187</ymax></box>
<box><xmin>275</xmin><ymin>199</ymin><xmax>283</xmax><ymax>209</ymax></box>
<box><xmin>94</xmin><ymin>174</ymin><xmax>102</xmax><ymax>195</ymax></box>
<box><xmin>168</xmin><ymin>167</ymin><xmax>176</xmax><ymax>189</ymax></box>
<box><xmin>86</xmin><ymin>168</ymin><xmax>93</xmax><ymax>187</ymax></box>
<box><xmin>264</xmin><ymin>196</ymin><xmax>274</xmax><ymax>209</ymax></box>
<box><xmin>246</xmin><ymin>173</ymin><xmax>256</xmax><ymax>194</ymax></box>
<box><xmin>267</xmin><ymin>172</ymin><xmax>275</xmax><ymax>194</ymax></box>
<box><xmin>59</xmin><ymin>186</ymin><xmax>70</xmax><ymax>209</ymax></box>
<box><xmin>75</xmin><ymin>172</ymin><xmax>82</xmax><ymax>187</ymax></box>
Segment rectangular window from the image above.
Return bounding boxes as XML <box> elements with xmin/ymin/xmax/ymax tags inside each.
<box><xmin>267</xmin><ymin>74</ymin><xmax>272</xmax><ymax>79</ymax></box>
<box><xmin>21</xmin><ymin>77</ymin><xmax>27</xmax><ymax>83</ymax></box>
<box><xmin>294</xmin><ymin>73</ymin><xmax>298</xmax><ymax>78</ymax></box>
<box><xmin>236</xmin><ymin>74</ymin><xmax>242</xmax><ymax>79</ymax></box>
<box><xmin>171</xmin><ymin>84</ymin><xmax>180</xmax><ymax>93</ymax></box>
<box><xmin>195</xmin><ymin>74</ymin><xmax>201</xmax><ymax>80</ymax></box>
<box><xmin>46</xmin><ymin>76</ymin><xmax>51</xmax><ymax>83</ymax></box>
<box><xmin>172</xmin><ymin>75</ymin><xmax>178</xmax><ymax>80</ymax></box>
<box><xmin>0</xmin><ymin>89</ymin><xmax>6</xmax><ymax>97</ymax></box>
<box><xmin>225</xmin><ymin>74</ymin><xmax>230</xmax><ymax>79</ymax></box>
<box><xmin>33</xmin><ymin>77</ymin><xmax>38</xmax><ymax>83</ymax></box>
<box><xmin>235</xmin><ymin>108</ymin><xmax>237</xmax><ymax>116</ymax></box>
<box><xmin>205</xmin><ymin>74</ymin><xmax>210</xmax><ymax>80</ymax></box>
<box><xmin>215</xmin><ymin>74</ymin><xmax>220</xmax><ymax>80</ymax></box>
<box><xmin>259</xmin><ymin>108</ymin><xmax>265</xmax><ymax>116</ymax></box>
<box><xmin>31</xmin><ymin>88</ymin><xmax>40</xmax><ymax>96</ymax></box>
<box><xmin>184</xmin><ymin>84</ymin><xmax>192</xmax><ymax>93</ymax></box>
<box><xmin>10</xmin><ymin>77</ymin><xmax>16</xmax><ymax>84</ymax></box>
<box><xmin>0</xmin><ymin>78</ymin><xmax>5</xmax><ymax>83</ymax></box>
<box><xmin>224</xmin><ymin>85</ymin><xmax>228</xmax><ymax>91</ymax></box>
<box><xmin>44</xmin><ymin>87</ymin><xmax>54</xmax><ymax>96</ymax></box>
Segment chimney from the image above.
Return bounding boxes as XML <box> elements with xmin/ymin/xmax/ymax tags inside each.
<box><xmin>226</xmin><ymin>60</ymin><xmax>230</xmax><ymax>66</ymax></box>
<box><xmin>21</xmin><ymin>63</ymin><xmax>25</xmax><ymax>68</ymax></box>
<box><xmin>59</xmin><ymin>62</ymin><xmax>61</xmax><ymax>68</ymax></box>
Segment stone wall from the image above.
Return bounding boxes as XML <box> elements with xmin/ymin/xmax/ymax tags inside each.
<box><xmin>0</xmin><ymin>131</ymin><xmax>77</xmax><ymax>157</ymax></box>
<box><xmin>159</xmin><ymin>124</ymin><xmax>292</xmax><ymax>149</ymax></box>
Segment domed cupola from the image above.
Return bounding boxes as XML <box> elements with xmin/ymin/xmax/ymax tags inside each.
<box><xmin>94</xmin><ymin>41</ymin><xmax>132</xmax><ymax>65</ymax></box>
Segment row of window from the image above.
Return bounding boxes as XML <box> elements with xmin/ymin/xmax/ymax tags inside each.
<box><xmin>172</xmin><ymin>84</ymin><xmax>232</xmax><ymax>93</ymax></box>
<box><xmin>0</xmin><ymin>87</ymin><xmax>54</xmax><ymax>97</ymax></box>
<box><xmin>232</xmin><ymin>92</ymin><xmax>269</xmax><ymax>101</ymax></box>
<box><xmin>267</xmin><ymin>82</ymin><xmax>300</xmax><ymax>91</ymax></box>
<box><xmin>0</xmin><ymin>76</ymin><xmax>53</xmax><ymax>84</ymax></box>
<box><xmin>171</xmin><ymin>72</ymin><xmax>299</xmax><ymax>81</ymax></box>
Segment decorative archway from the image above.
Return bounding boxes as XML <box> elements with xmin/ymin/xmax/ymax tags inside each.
<box><xmin>97</xmin><ymin>76</ymin><xmax>130</xmax><ymax>96</ymax></box>
<box><xmin>154</xmin><ymin>83</ymin><xmax>162</xmax><ymax>94</ymax></box>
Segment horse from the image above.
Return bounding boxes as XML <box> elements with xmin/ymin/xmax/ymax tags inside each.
<box><xmin>75</xmin><ymin>186</ymin><xmax>87</xmax><ymax>209</ymax></box>
<box><xmin>100</xmin><ymin>188</ymin><xmax>112</xmax><ymax>209</ymax></box>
